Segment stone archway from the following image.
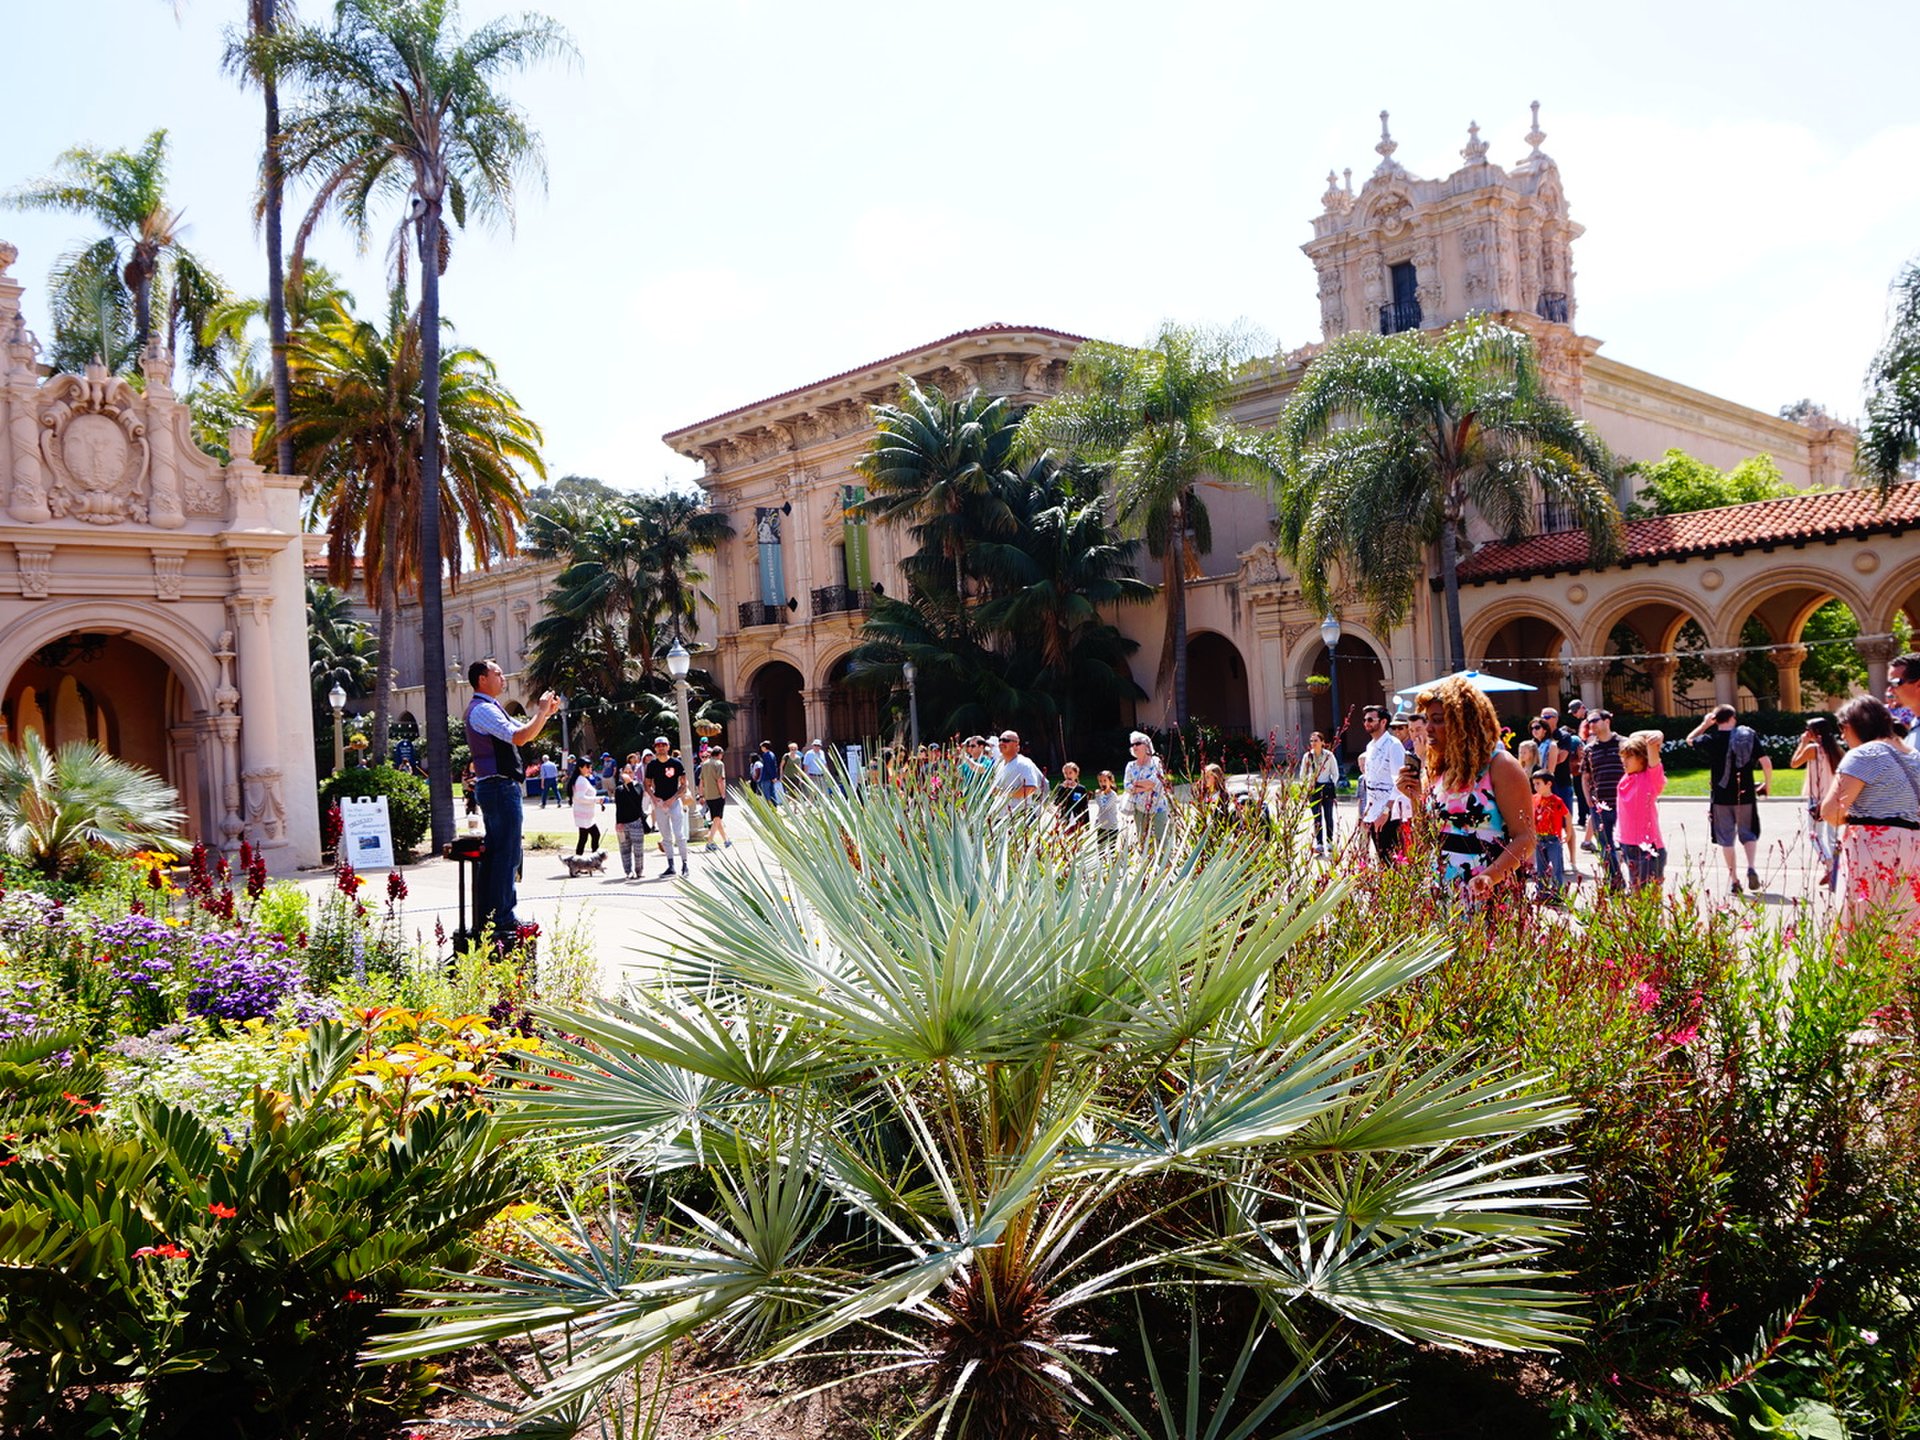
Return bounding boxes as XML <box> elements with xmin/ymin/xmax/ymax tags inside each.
<box><xmin>1</xmin><ymin>630</ymin><xmax>213</xmax><ymax>843</ymax></box>
<box><xmin>746</xmin><ymin>660</ymin><xmax>807</xmax><ymax>757</ymax></box>
<box><xmin>823</xmin><ymin>654</ymin><xmax>884</xmax><ymax>751</ymax></box>
<box><xmin>1295</xmin><ymin>634</ymin><xmax>1388</xmax><ymax>762</ymax></box>
<box><xmin>1186</xmin><ymin>631</ymin><xmax>1253</xmax><ymax>733</ymax></box>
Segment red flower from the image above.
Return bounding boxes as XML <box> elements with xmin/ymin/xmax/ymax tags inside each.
<box><xmin>62</xmin><ymin>1092</ymin><xmax>102</xmax><ymax>1117</ymax></box>
<box><xmin>345</xmin><ymin>1288</ymin><xmax>367</xmax><ymax>1303</ymax></box>
<box><xmin>147</xmin><ymin>866</ymin><xmax>164</xmax><ymax>891</ymax></box>
<box><xmin>207</xmin><ymin>1202</ymin><xmax>238</xmax><ymax>1220</ymax></box>
<box><xmin>387</xmin><ymin>870</ymin><xmax>409</xmax><ymax>904</ymax></box>
<box><xmin>134</xmin><ymin>1242</ymin><xmax>191</xmax><ymax>1261</ymax></box>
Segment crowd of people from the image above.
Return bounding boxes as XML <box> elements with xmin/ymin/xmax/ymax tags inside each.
<box><xmin>454</xmin><ymin>649</ymin><xmax>1920</xmax><ymax>947</ymax></box>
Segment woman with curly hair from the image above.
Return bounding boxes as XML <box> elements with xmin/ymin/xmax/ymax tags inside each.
<box><xmin>1397</xmin><ymin>676</ymin><xmax>1535</xmax><ymax>903</ymax></box>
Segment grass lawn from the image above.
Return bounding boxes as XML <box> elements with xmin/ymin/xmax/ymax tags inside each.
<box><xmin>1657</xmin><ymin>767</ymin><xmax>1806</xmax><ymax>798</ymax></box>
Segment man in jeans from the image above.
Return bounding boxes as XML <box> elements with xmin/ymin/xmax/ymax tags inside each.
<box><xmin>1583</xmin><ymin>709</ymin><xmax>1626</xmax><ymax>890</ymax></box>
<box><xmin>464</xmin><ymin>660</ymin><xmax>561</xmax><ymax>942</ymax></box>
<box><xmin>644</xmin><ymin>736</ymin><xmax>692</xmax><ymax>878</ymax></box>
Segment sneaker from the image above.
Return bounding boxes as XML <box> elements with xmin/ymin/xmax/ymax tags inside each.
<box><xmin>1746</xmin><ymin>867</ymin><xmax>1761</xmax><ymax>892</ymax></box>
<box><xmin>661</xmin><ymin>864</ymin><xmax>675</xmax><ymax>878</ymax></box>
<box><xmin>724</xmin><ymin>841</ymin><xmax>734</xmax><ymax>849</ymax></box>
<box><xmin>1579</xmin><ymin>840</ymin><xmax>1598</xmax><ymax>854</ymax></box>
<box><xmin>1729</xmin><ymin>877</ymin><xmax>1742</xmax><ymax>896</ymax></box>
<box><xmin>704</xmin><ymin>842</ymin><xmax>719</xmax><ymax>852</ymax></box>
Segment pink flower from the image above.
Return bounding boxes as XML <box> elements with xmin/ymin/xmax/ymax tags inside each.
<box><xmin>1632</xmin><ymin>981</ymin><xmax>1660</xmax><ymax>1014</ymax></box>
<box><xmin>1660</xmin><ymin>1024</ymin><xmax>1700</xmax><ymax>1049</ymax></box>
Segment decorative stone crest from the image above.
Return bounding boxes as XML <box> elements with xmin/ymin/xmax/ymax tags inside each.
<box><xmin>151</xmin><ymin>549</ymin><xmax>187</xmax><ymax>601</ymax></box>
<box><xmin>242</xmin><ymin>767</ymin><xmax>289</xmax><ymax>846</ymax></box>
<box><xmin>37</xmin><ymin>365</ymin><xmax>152</xmax><ymax>524</ymax></box>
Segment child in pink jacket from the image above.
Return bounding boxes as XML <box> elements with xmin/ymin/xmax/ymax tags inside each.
<box><xmin>1614</xmin><ymin>730</ymin><xmax>1667</xmax><ymax>891</ymax></box>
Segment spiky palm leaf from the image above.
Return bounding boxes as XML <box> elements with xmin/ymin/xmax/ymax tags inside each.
<box><xmin>0</xmin><ymin>734</ymin><xmax>186</xmax><ymax>880</ymax></box>
<box><xmin>372</xmin><ymin>784</ymin><xmax>1584</xmax><ymax>1432</ymax></box>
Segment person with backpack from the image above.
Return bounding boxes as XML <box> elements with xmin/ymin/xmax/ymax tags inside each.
<box><xmin>1688</xmin><ymin>704</ymin><xmax>1774</xmax><ymax>895</ymax></box>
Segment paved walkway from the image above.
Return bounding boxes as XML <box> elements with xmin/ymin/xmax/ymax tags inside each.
<box><xmin>296</xmin><ymin>791</ymin><xmax>1839</xmax><ymax>999</ymax></box>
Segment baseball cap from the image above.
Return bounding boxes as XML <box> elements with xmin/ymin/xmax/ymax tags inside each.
<box><xmin>652</xmin><ymin>736</ymin><xmax>670</xmax><ymax>747</ymax></box>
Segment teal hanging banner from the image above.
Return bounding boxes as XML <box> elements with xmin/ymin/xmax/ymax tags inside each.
<box><xmin>755</xmin><ymin>508</ymin><xmax>784</xmax><ymax>610</ymax></box>
<box><xmin>841</xmin><ymin>485</ymin><xmax>870</xmax><ymax>591</ymax></box>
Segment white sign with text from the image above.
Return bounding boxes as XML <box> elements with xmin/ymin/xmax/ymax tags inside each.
<box><xmin>339</xmin><ymin>795</ymin><xmax>395</xmax><ymax>870</ymax></box>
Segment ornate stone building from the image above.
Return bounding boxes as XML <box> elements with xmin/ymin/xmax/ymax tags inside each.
<box><xmin>0</xmin><ymin>241</ymin><xmax>320</xmax><ymax>871</ymax></box>
<box><xmin>376</xmin><ymin>108</ymin><xmax>1914</xmax><ymax>769</ymax></box>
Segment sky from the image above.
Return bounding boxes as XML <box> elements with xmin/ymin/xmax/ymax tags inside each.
<box><xmin>5</xmin><ymin>0</ymin><xmax>1918</xmax><ymax>491</ymax></box>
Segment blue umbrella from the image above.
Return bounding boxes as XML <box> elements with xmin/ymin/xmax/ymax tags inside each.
<box><xmin>1393</xmin><ymin>668</ymin><xmax>1538</xmax><ymax>706</ymax></box>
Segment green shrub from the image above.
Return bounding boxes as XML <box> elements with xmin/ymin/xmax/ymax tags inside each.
<box><xmin>0</xmin><ymin>1021</ymin><xmax>518</xmax><ymax>1437</ymax></box>
<box><xmin>318</xmin><ymin>763</ymin><xmax>429</xmax><ymax>858</ymax></box>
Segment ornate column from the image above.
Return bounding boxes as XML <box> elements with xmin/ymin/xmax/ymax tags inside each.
<box><xmin>228</xmin><ymin>551</ymin><xmax>289</xmax><ymax>854</ymax></box>
<box><xmin>2</xmin><ymin>241</ymin><xmax>50</xmax><ymax>524</ymax></box>
<box><xmin>139</xmin><ymin>341</ymin><xmax>186</xmax><ymax>530</ymax></box>
<box><xmin>1855</xmin><ymin>635</ymin><xmax>1900</xmax><ymax>701</ymax></box>
<box><xmin>1570</xmin><ymin>657</ymin><xmax>1610</xmax><ymax>713</ymax></box>
<box><xmin>1704</xmin><ymin>649</ymin><xmax>1743</xmax><ymax>709</ymax></box>
<box><xmin>1769</xmin><ymin>644</ymin><xmax>1810</xmax><ymax>712</ymax></box>
<box><xmin>803</xmin><ymin>687</ymin><xmax>829</xmax><ymax>745</ymax></box>
<box><xmin>212</xmin><ymin>629</ymin><xmax>245</xmax><ymax>853</ymax></box>
<box><xmin>1642</xmin><ymin>655</ymin><xmax>1679</xmax><ymax>717</ymax></box>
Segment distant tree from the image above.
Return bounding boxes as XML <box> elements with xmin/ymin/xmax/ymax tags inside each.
<box><xmin>525</xmin><ymin>473</ymin><xmax>622</xmax><ymax>515</ymax></box>
<box><xmin>1860</xmin><ymin>260</ymin><xmax>1920</xmax><ymax>491</ymax></box>
<box><xmin>1277</xmin><ymin>320</ymin><xmax>1620</xmax><ymax>674</ymax></box>
<box><xmin>1797</xmin><ymin>600</ymin><xmax>1866</xmax><ymax>702</ymax></box>
<box><xmin>1019</xmin><ymin>323</ymin><xmax>1279</xmax><ymax>724</ymax></box>
<box><xmin>1624</xmin><ymin>449</ymin><xmax>1797</xmax><ymax>518</ymax></box>
<box><xmin>1777</xmin><ymin>398</ymin><xmax>1833</xmax><ymax>426</ymax></box>
<box><xmin>3</xmin><ymin>129</ymin><xmax>231</xmax><ymax>377</ymax></box>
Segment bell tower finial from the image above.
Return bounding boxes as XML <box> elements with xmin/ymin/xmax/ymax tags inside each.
<box><xmin>1525</xmin><ymin>100</ymin><xmax>1546</xmax><ymax>155</ymax></box>
<box><xmin>1374</xmin><ymin>110</ymin><xmax>1404</xmax><ymax>177</ymax></box>
<box><xmin>1461</xmin><ymin>119</ymin><xmax>1489</xmax><ymax>164</ymax></box>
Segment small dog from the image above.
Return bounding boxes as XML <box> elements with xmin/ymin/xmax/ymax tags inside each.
<box><xmin>561</xmin><ymin>851</ymin><xmax>607</xmax><ymax>877</ymax></box>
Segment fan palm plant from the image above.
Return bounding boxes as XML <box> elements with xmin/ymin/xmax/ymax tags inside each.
<box><xmin>0</xmin><ymin>734</ymin><xmax>186</xmax><ymax>882</ymax></box>
<box><xmin>1276</xmin><ymin>320</ymin><xmax>1622</xmax><ymax>673</ymax></box>
<box><xmin>3</xmin><ymin>128</ymin><xmax>232</xmax><ymax>377</ymax></box>
<box><xmin>306</xmin><ymin>577</ymin><xmax>377</xmax><ymax>702</ymax></box>
<box><xmin>372</xmin><ymin>784</ymin><xmax>1583</xmax><ymax>1433</ymax></box>
<box><xmin>263</xmin><ymin>0</ymin><xmax>573</xmax><ymax>849</ymax></box>
<box><xmin>279</xmin><ymin>292</ymin><xmax>542</xmax><ymax>759</ymax></box>
<box><xmin>857</xmin><ymin>378</ymin><xmax>1023</xmax><ymax>613</ymax></box>
<box><xmin>1018</xmin><ymin>324</ymin><xmax>1283</xmax><ymax>726</ymax></box>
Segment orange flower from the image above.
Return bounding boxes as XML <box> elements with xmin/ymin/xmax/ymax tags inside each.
<box><xmin>207</xmin><ymin>1202</ymin><xmax>238</xmax><ymax>1220</ymax></box>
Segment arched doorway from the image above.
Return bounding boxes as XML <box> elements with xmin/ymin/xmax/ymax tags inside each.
<box><xmin>748</xmin><ymin>661</ymin><xmax>806</xmax><ymax>758</ymax></box>
<box><xmin>1186</xmin><ymin>632</ymin><xmax>1252</xmax><ymax>733</ymax></box>
<box><xmin>824</xmin><ymin>655</ymin><xmax>884</xmax><ymax>750</ymax></box>
<box><xmin>1306</xmin><ymin>636</ymin><xmax>1387</xmax><ymax>762</ymax></box>
<box><xmin>2</xmin><ymin>632</ymin><xmax>210</xmax><ymax>841</ymax></box>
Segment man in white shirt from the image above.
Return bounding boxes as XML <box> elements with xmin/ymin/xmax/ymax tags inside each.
<box><xmin>991</xmin><ymin>729</ymin><xmax>1045</xmax><ymax>809</ymax></box>
<box><xmin>1357</xmin><ymin>704</ymin><xmax>1406</xmax><ymax>862</ymax></box>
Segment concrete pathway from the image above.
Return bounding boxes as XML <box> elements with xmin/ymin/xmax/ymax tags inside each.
<box><xmin>297</xmin><ymin>791</ymin><xmax>1839</xmax><ymax>999</ymax></box>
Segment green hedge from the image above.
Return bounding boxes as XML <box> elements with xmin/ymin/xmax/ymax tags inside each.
<box><xmin>318</xmin><ymin>764</ymin><xmax>430</xmax><ymax>858</ymax></box>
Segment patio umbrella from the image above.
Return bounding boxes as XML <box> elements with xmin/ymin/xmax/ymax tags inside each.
<box><xmin>1393</xmin><ymin>668</ymin><xmax>1538</xmax><ymax>706</ymax></box>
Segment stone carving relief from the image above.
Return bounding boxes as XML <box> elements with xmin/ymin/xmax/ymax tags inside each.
<box><xmin>1414</xmin><ymin>238</ymin><xmax>1442</xmax><ymax>315</ymax></box>
<box><xmin>15</xmin><ymin>544</ymin><xmax>52</xmax><ymax>599</ymax></box>
<box><xmin>152</xmin><ymin>550</ymin><xmax>186</xmax><ymax>601</ymax></box>
<box><xmin>1462</xmin><ymin>224</ymin><xmax>1494</xmax><ymax>302</ymax></box>
<box><xmin>37</xmin><ymin>366</ymin><xmax>152</xmax><ymax>524</ymax></box>
<box><xmin>1022</xmin><ymin>357</ymin><xmax>1066</xmax><ymax>394</ymax></box>
<box><xmin>242</xmin><ymin>767</ymin><xmax>288</xmax><ymax>846</ymax></box>
<box><xmin>1316</xmin><ymin>267</ymin><xmax>1347</xmax><ymax>337</ymax></box>
<box><xmin>1368</xmin><ymin>192</ymin><xmax>1413</xmax><ymax>239</ymax></box>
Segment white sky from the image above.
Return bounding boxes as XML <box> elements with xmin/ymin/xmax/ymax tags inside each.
<box><xmin>5</xmin><ymin>0</ymin><xmax>1917</xmax><ymax>489</ymax></box>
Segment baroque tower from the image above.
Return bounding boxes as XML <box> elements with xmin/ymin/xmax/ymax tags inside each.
<box><xmin>1302</xmin><ymin>103</ymin><xmax>1596</xmax><ymax>401</ymax></box>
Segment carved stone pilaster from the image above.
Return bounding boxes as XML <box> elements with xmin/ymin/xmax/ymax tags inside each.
<box><xmin>1703</xmin><ymin>648</ymin><xmax>1743</xmax><ymax>708</ymax></box>
<box><xmin>212</xmin><ymin>630</ymin><xmax>245</xmax><ymax>851</ymax></box>
<box><xmin>1855</xmin><ymin>634</ymin><xmax>1901</xmax><ymax>698</ymax></box>
<box><xmin>1642</xmin><ymin>655</ymin><xmax>1679</xmax><ymax>716</ymax></box>
<box><xmin>14</xmin><ymin>544</ymin><xmax>52</xmax><ymax>599</ymax></box>
<box><xmin>242</xmin><ymin>767</ymin><xmax>288</xmax><ymax>847</ymax></box>
<box><xmin>1570</xmin><ymin>656</ymin><xmax>1610</xmax><ymax>711</ymax></box>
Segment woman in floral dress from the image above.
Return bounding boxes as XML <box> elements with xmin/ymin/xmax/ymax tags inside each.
<box><xmin>1398</xmin><ymin>676</ymin><xmax>1535</xmax><ymax>905</ymax></box>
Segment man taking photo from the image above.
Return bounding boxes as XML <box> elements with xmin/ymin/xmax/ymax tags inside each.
<box><xmin>1688</xmin><ymin>703</ymin><xmax>1773</xmax><ymax>894</ymax></box>
<box><xmin>465</xmin><ymin>660</ymin><xmax>561</xmax><ymax>943</ymax></box>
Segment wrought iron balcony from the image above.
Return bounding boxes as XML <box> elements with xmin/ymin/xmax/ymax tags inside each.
<box><xmin>737</xmin><ymin>601</ymin><xmax>785</xmax><ymax>629</ymax></box>
<box><xmin>1378</xmin><ymin>298</ymin><xmax>1423</xmax><ymax>335</ymax></box>
<box><xmin>1536</xmin><ymin>499</ymin><xmax>1581</xmax><ymax>534</ymax></box>
<box><xmin>1536</xmin><ymin>291</ymin><xmax>1569</xmax><ymax>324</ymax></box>
<box><xmin>811</xmin><ymin>584</ymin><xmax>870</xmax><ymax>618</ymax></box>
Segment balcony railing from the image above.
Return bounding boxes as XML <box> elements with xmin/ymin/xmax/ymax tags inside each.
<box><xmin>1537</xmin><ymin>499</ymin><xmax>1581</xmax><ymax>534</ymax></box>
<box><xmin>737</xmin><ymin>601</ymin><xmax>785</xmax><ymax>629</ymax></box>
<box><xmin>1378</xmin><ymin>298</ymin><xmax>1423</xmax><ymax>335</ymax></box>
<box><xmin>1536</xmin><ymin>291</ymin><xmax>1569</xmax><ymax>324</ymax></box>
<box><xmin>811</xmin><ymin>584</ymin><xmax>870</xmax><ymax>618</ymax></box>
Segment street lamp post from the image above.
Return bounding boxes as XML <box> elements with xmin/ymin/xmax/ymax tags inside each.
<box><xmin>902</xmin><ymin>658</ymin><xmax>920</xmax><ymax>750</ymax></box>
<box><xmin>327</xmin><ymin>681</ymin><xmax>347</xmax><ymax>774</ymax></box>
<box><xmin>1320</xmin><ymin>614</ymin><xmax>1345</xmax><ymax>774</ymax></box>
<box><xmin>557</xmin><ymin>693</ymin><xmax>570</xmax><ymax>761</ymax></box>
<box><xmin>666</xmin><ymin>638</ymin><xmax>708</xmax><ymax>841</ymax></box>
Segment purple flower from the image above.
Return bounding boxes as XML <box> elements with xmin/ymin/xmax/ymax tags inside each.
<box><xmin>186</xmin><ymin>929</ymin><xmax>305</xmax><ymax>1023</ymax></box>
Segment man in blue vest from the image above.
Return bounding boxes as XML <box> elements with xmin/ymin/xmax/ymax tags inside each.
<box><xmin>465</xmin><ymin>659</ymin><xmax>561</xmax><ymax>942</ymax></box>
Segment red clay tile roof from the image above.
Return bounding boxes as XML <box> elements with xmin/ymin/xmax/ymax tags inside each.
<box><xmin>1452</xmin><ymin>482</ymin><xmax>1920</xmax><ymax>585</ymax></box>
<box><xmin>663</xmin><ymin>324</ymin><xmax>1089</xmax><ymax>441</ymax></box>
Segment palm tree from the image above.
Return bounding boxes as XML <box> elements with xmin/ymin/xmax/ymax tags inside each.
<box><xmin>277</xmin><ymin>292</ymin><xmax>543</xmax><ymax>759</ymax></box>
<box><xmin>265</xmin><ymin>0</ymin><xmax>574</xmax><ymax>849</ymax></box>
<box><xmin>3</xmin><ymin>129</ymin><xmax>231</xmax><ymax>375</ymax></box>
<box><xmin>1276</xmin><ymin>320</ymin><xmax>1622</xmax><ymax>673</ymax></box>
<box><xmin>0</xmin><ymin>734</ymin><xmax>187</xmax><ymax>882</ymax></box>
<box><xmin>857</xmin><ymin>377</ymin><xmax>1022</xmax><ymax>612</ymax></box>
<box><xmin>1861</xmin><ymin>260</ymin><xmax>1920</xmax><ymax>492</ymax></box>
<box><xmin>223</xmin><ymin>0</ymin><xmax>299</xmax><ymax>478</ymax></box>
<box><xmin>306</xmin><ymin>577</ymin><xmax>378</xmax><ymax>700</ymax></box>
<box><xmin>368</xmin><ymin>783</ymin><xmax>1581</xmax><ymax>1431</ymax></box>
<box><xmin>1019</xmin><ymin>323</ymin><xmax>1282</xmax><ymax>725</ymax></box>
<box><xmin>523</xmin><ymin>490</ymin><xmax>734</xmax><ymax>699</ymax></box>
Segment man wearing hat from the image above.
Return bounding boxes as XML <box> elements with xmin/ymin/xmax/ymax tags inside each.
<box><xmin>643</xmin><ymin>736</ymin><xmax>691</xmax><ymax>878</ymax></box>
<box><xmin>1123</xmin><ymin>730</ymin><xmax>1169</xmax><ymax>847</ymax></box>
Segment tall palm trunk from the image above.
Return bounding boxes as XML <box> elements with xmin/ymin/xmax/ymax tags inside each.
<box><xmin>372</xmin><ymin>495</ymin><xmax>400</xmax><ymax>762</ymax></box>
<box><xmin>128</xmin><ymin>254</ymin><xmax>156</xmax><ymax>366</ymax></box>
<box><xmin>1167</xmin><ymin>494</ymin><xmax>1190</xmax><ymax>726</ymax></box>
<box><xmin>259</xmin><ymin>0</ymin><xmax>295</xmax><ymax>478</ymax></box>
<box><xmin>418</xmin><ymin>203</ymin><xmax>453</xmax><ymax>850</ymax></box>
<box><xmin>1438</xmin><ymin>498</ymin><xmax>1467</xmax><ymax>673</ymax></box>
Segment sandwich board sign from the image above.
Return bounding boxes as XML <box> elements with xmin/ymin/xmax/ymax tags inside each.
<box><xmin>339</xmin><ymin>795</ymin><xmax>395</xmax><ymax>870</ymax></box>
